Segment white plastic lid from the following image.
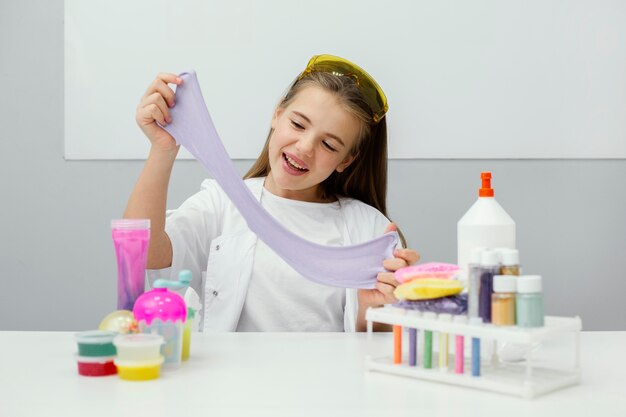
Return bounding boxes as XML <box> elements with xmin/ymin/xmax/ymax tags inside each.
<box><xmin>480</xmin><ymin>249</ymin><xmax>500</xmax><ymax>267</ymax></box>
<box><xmin>500</xmin><ymin>249</ymin><xmax>520</xmax><ymax>266</ymax></box>
<box><xmin>111</xmin><ymin>219</ymin><xmax>150</xmax><ymax>230</ymax></box>
<box><xmin>493</xmin><ymin>275</ymin><xmax>516</xmax><ymax>293</ymax></box>
<box><xmin>75</xmin><ymin>354</ymin><xmax>116</xmax><ymax>363</ymax></box>
<box><xmin>75</xmin><ymin>330</ymin><xmax>117</xmax><ymax>344</ymax></box>
<box><xmin>453</xmin><ymin>315</ymin><xmax>468</xmax><ymax>324</ymax></box>
<box><xmin>113</xmin><ymin>333</ymin><xmax>164</xmax><ymax>348</ymax></box>
<box><xmin>517</xmin><ymin>275</ymin><xmax>542</xmax><ymax>293</ymax></box>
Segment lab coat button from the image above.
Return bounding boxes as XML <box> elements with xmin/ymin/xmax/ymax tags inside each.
<box><xmin>215</xmin><ymin>244</ymin><xmax>220</xmax><ymax>251</ymax></box>
<box><xmin>212</xmin><ymin>290</ymin><xmax>218</xmax><ymax>296</ymax></box>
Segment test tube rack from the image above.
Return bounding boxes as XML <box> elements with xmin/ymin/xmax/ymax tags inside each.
<box><xmin>365</xmin><ymin>306</ymin><xmax>582</xmax><ymax>399</ymax></box>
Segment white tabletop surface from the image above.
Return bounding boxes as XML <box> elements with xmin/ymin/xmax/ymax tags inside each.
<box><xmin>0</xmin><ymin>331</ymin><xmax>624</xmax><ymax>417</ymax></box>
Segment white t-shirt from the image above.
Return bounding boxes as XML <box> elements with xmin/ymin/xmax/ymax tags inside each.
<box><xmin>148</xmin><ymin>177</ymin><xmax>395</xmax><ymax>332</ymax></box>
<box><xmin>236</xmin><ymin>186</ymin><xmax>347</xmax><ymax>332</ymax></box>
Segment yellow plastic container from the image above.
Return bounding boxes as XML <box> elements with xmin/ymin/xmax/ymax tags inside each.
<box><xmin>114</xmin><ymin>356</ymin><xmax>164</xmax><ymax>381</ymax></box>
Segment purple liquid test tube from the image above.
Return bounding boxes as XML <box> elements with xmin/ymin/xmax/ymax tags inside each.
<box><xmin>112</xmin><ymin>219</ymin><xmax>150</xmax><ymax>311</ymax></box>
<box><xmin>409</xmin><ymin>328</ymin><xmax>417</xmax><ymax>366</ymax></box>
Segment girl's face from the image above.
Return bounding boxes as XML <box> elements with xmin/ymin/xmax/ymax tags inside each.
<box><xmin>265</xmin><ymin>86</ymin><xmax>361</xmax><ymax>202</ymax></box>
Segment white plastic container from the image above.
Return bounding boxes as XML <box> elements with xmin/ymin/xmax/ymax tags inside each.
<box><xmin>457</xmin><ymin>172</ymin><xmax>515</xmax><ymax>274</ymax></box>
<box><xmin>113</xmin><ymin>334</ymin><xmax>164</xmax><ymax>362</ymax></box>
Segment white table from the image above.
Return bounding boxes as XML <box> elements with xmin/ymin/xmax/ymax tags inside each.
<box><xmin>0</xmin><ymin>331</ymin><xmax>624</xmax><ymax>417</ymax></box>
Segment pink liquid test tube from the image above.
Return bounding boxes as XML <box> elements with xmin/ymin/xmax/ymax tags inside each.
<box><xmin>454</xmin><ymin>315</ymin><xmax>468</xmax><ymax>374</ymax></box>
<box><xmin>112</xmin><ymin>219</ymin><xmax>150</xmax><ymax>311</ymax></box>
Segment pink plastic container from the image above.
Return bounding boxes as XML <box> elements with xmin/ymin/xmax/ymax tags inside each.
<box><xmin>133</xmin><ymin>287</ymin><xmax>187</xmax><ymax>367</ymax></box>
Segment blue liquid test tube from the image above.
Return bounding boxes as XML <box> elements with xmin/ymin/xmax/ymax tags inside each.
<box><xmin>469</xmin><ymin>317</ymin><xmax>483</xmax><ymax>377</ymax></box>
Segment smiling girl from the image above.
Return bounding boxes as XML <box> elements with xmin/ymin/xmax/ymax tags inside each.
<box><xmin>125</xmin><ymin>55</ymin><xmax>419</xmax><ymax>332</ymax></box>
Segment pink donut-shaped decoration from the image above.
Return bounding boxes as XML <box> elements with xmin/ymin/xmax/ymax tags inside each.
<box><xmin>394</xmin><ymin>262</ymin><xmax>460</xmax><ymax>284</ymax></box>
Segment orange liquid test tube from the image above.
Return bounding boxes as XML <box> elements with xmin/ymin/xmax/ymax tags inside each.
<box><xmin>393</xmin><ymin>325</ymin><xmax>402</xmax><ymax>364</ymax></box>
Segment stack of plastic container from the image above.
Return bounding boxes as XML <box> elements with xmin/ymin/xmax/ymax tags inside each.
<box><xmin>113</xmin><ymin>334</ymin><xmax>165</xmax><ymax>381</ymax></box>
<box><xmin>75</xmin><ymin>330</ymin><xmax>118</xmax><ymax>377</ymax></box>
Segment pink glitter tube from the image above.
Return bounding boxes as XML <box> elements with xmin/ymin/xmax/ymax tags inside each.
<box><xmin>455</xmin><ymin>335</ymin><xmax>464</xmax><ymax>374</ymax></box>
<box><xmin>454</xmin><ymin>315</ymin><xmax>468</xmax><ymax>374</ymax></box>
<box><xmin>112</xmin><ymin>219</ymin><xmax>150</xmax><ymax>311</ymax></box>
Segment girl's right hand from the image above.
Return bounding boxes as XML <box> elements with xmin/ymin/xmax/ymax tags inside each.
<box><xmin>135</xmin><ymin>73</ymin><xmax>183</xmax><ymax>152</ymax></box>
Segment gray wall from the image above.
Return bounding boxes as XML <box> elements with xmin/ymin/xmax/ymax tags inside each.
<box><xmin>1</xmin><ymin>0</ymin><xmax>624</xmax><ymax>331</ymax></box>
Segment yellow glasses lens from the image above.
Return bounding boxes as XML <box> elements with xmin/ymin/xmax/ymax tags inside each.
<box><xmin>297</xmin><ymin>54</ymin><xmax>388</xmax><ymax>123</ymax></box>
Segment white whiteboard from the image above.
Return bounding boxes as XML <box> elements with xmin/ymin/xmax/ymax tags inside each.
<box><xmin>65</xmin><ymin>0</ymin><xmax>626</xmax><ymax>159</ymax></box>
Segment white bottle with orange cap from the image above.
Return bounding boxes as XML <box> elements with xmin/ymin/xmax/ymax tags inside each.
<box><xmin>457</xmin><ymin>172</ymin><xmax>516</xmax><ymax>274</ymax></box>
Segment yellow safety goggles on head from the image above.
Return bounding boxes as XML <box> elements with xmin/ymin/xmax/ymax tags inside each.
<box><xmin>296</xmin><ymin>54</ymin><xmax>389</xmax><ymax>123</ymax></box>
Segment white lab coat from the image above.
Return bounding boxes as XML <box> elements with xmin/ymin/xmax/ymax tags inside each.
<box><xmin>147</xmin><ymin>177</ymin><xmax>392</xmax><ymax>332</ymax></box>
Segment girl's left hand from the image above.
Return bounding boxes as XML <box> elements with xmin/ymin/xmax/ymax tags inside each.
<box><xmin>357</xmin><ymin>223</ymin><xmax>420</xmax><ymax>307</ymax></box>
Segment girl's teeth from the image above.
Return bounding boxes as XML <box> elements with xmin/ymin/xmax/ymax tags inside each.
<box><xmin>288</xmin><ymin>157</ymin><xmax>302</xmax><ymax>168</ymax></box>
<box><xmin>286</xmin><ymin>155</ymin><xmax>305</xmax><ymax>170</ymax></box>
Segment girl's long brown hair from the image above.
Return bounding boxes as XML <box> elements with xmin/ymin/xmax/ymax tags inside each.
<box><xmin>245</xmin><ymin>72</ymin><xmax>406</xmax><ymax>247</ymax></box>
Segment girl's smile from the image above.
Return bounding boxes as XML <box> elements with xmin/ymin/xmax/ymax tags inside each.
<box><xmin>282</xmin><ymin>151</ymin><xmax>309</xmax><ymax>175</ymax></box>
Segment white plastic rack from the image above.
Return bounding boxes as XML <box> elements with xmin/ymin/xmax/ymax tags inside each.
<box><xmin>365</xmin><ymin>306</ymin><xmax>582</xmax><ymax>399</ymax></box>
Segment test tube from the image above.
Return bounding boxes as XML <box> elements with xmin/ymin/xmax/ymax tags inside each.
<box><xmin>468</xmin><ymin>247</ymin><xmax>485</xmax><ymax>318</ymax></box>
<box><xmin>393</xmin><ymin>325</ymin><xmax>402</xmax><ymax>364</ymax></box>
<box><xmin>438</xmin><ymin>314</ymin><xmax>452</xmax><ymax>371</ymax></box>
<box><xmin>408</xmin><ymin>311</ymin><xmax>420</xmax><ymax>367</ymax></box>
<box><xmin>454</xmin><ymin>315</ymin><xmax>468</xmax><ymax>374</ymax></box>
<box><xmin>422</xmin><ymin>312</ymin><xmax>436</xmax><ymax>369</ymax></box>
<box><xmin>408</xmin><ymin>328</ymin><xmax>417</xmax><ymax>366</ymax></box>
<box><xmin>469</xmin><ymin>317</ymin><xmax>483</xmax><ymax>377</ymax></box>
<box><xmin>472</xmin><ymin>338</ymin><xmax>481</xmax><ymax>376</ymax></box>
